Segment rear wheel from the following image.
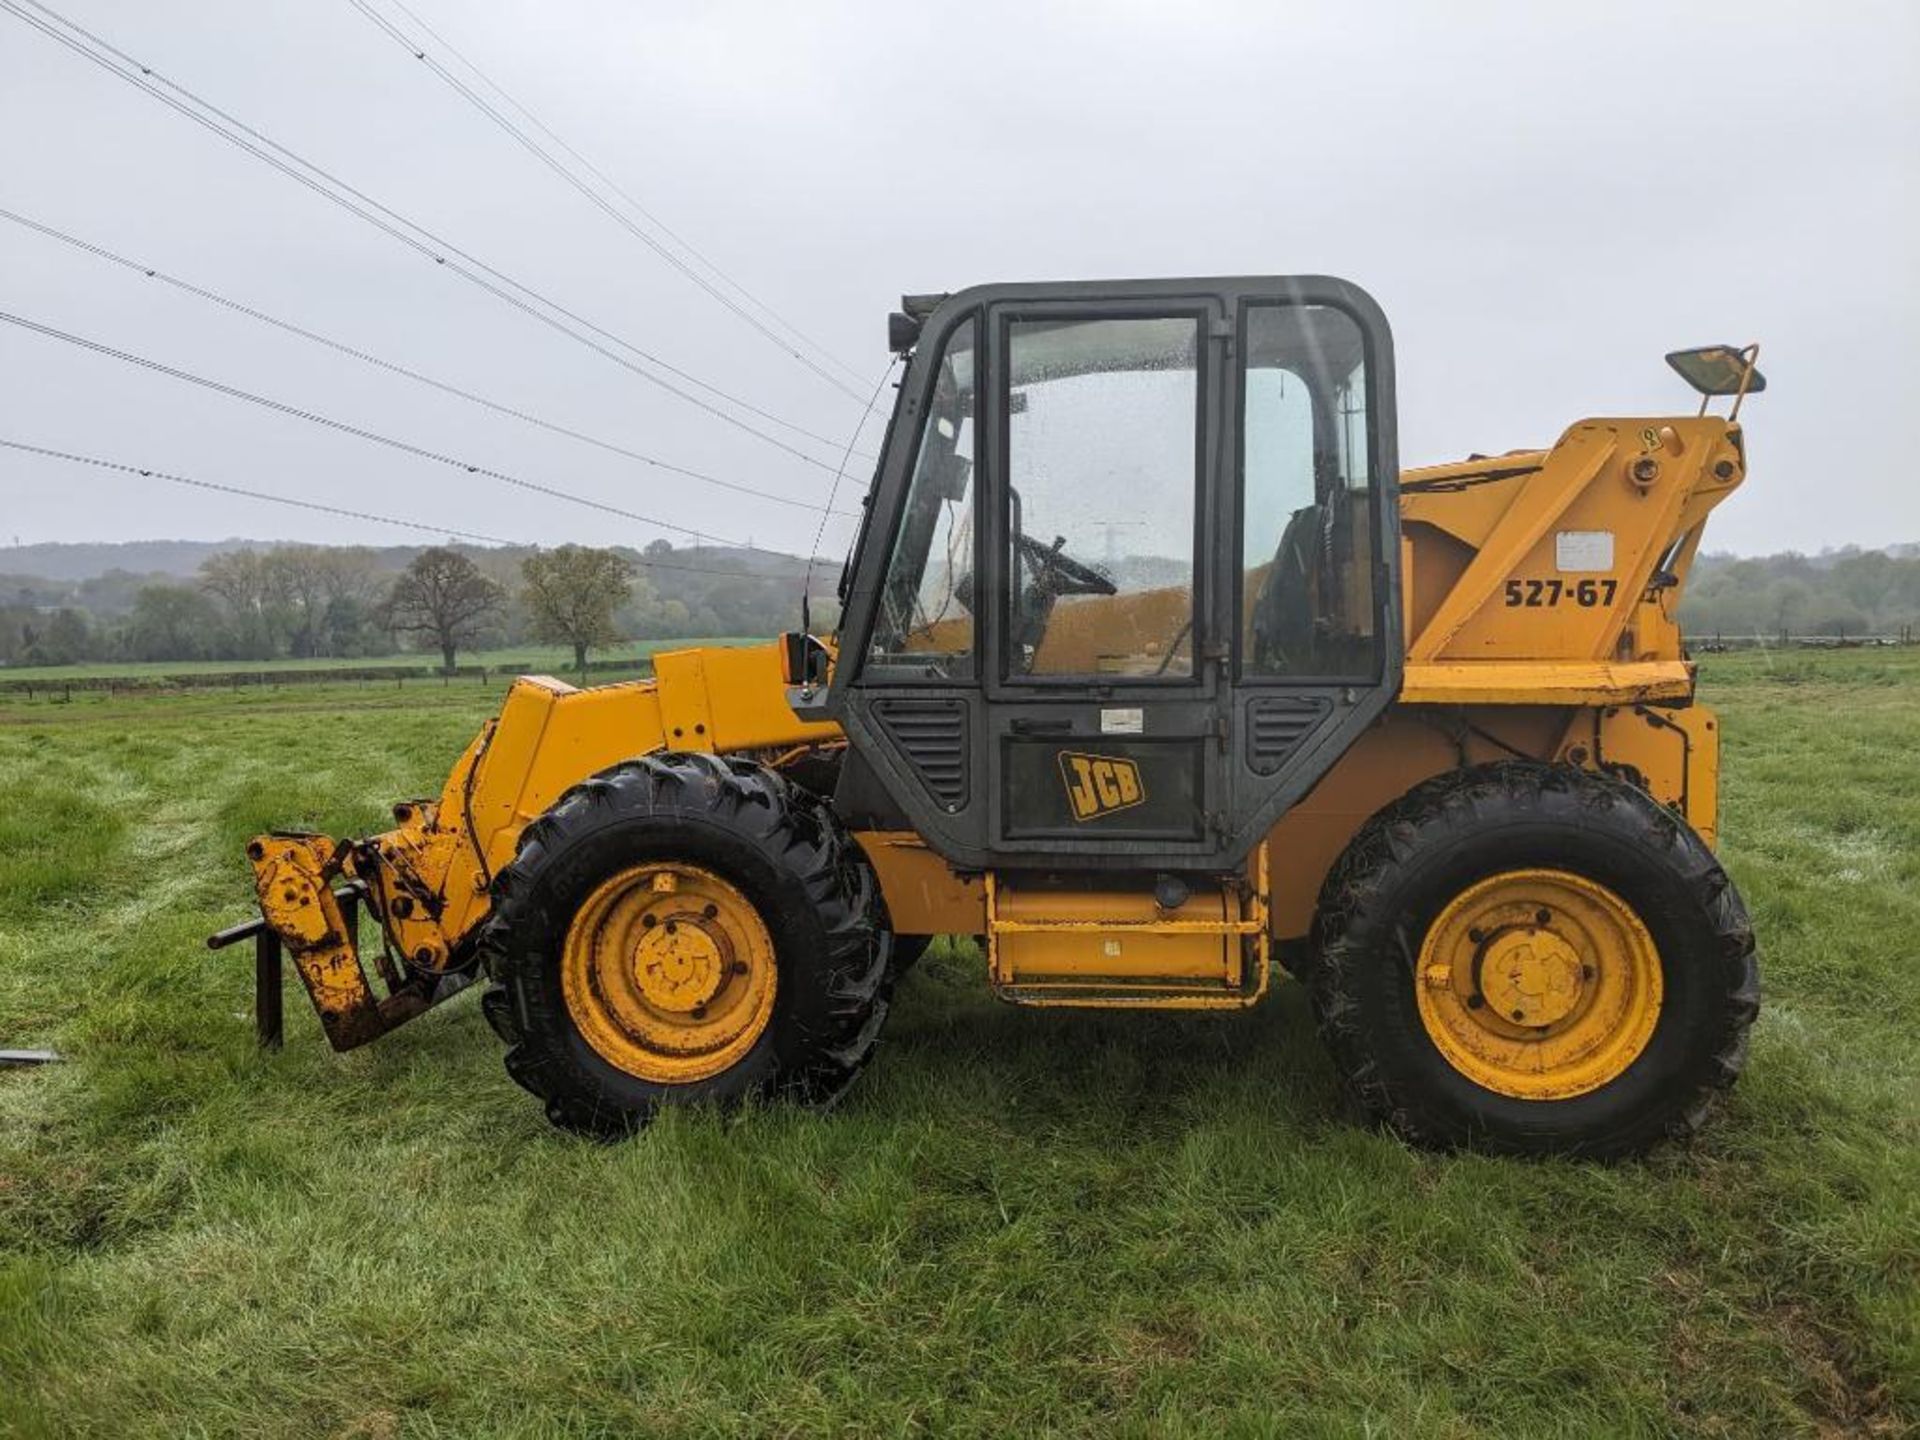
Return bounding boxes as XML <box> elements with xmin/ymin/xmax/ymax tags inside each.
<box><xmin>479</xmin><ymin>753</ymin><xmax>892</xmax><ymax>1137</ymax></box>
<box><xmin>1309</xmin><ymin>762</ymin><xmax>1758</xmax><ymax>1158</ymax></box>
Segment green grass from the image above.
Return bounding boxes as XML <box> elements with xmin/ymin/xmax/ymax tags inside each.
<box><xmin>0</xmin><ymin>639</ymin><xmax>764</xmax><ymax>685</ymax></box>
<box><xmin>1</xmin><ymin>650</ymin><xmax>1916</xmax><ymax>1436</ymax></box>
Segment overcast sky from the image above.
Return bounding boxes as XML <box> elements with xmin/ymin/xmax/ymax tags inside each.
<box><xmin>2</xmin><ymin>0</ymin><xmax>1915</xmax><ymax>562</ymax></box>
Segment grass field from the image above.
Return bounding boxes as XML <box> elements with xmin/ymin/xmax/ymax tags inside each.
<box><xmin>1</xmin><ymin>650</ymin><xmax>1915</xmax><ymax>1436</ymax></box>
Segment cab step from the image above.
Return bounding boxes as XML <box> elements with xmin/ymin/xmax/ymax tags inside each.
<box><xmin>984</xmin><ymin>846</ymin><xmax>1271</xmax><ymax>1009</ymax></box>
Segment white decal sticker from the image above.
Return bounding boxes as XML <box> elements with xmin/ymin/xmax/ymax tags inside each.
<box><xmin>1555</xmin><ymin>531</ymin><xmax>1615</xmax><ymax>572</ymax></box>
<box><xmin>1100</xmin><ymin>707</ymin><xmax>1145</xmax><ymax>735</ymax></box>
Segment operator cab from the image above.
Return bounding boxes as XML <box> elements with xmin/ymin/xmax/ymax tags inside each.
<box><xmin>820</xmin><ymin>277</ymin><xmax>1401</xmax><ymax>875</ymax></box>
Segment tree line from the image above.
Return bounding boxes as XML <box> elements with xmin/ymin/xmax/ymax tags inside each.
<box><xmin>0</xmin><ymin>539</ymin><xmax>825</xmax><ymax>672</ymax></box>
<box><xmin>1678</xmin><ymin>547</ymin><xmax>1920</xmax><ymax>641</ymax></box>
<box><xmin>6</xmin><ymin>539</ymin><xmax>1916</xmax><ymax>672</ymax></box>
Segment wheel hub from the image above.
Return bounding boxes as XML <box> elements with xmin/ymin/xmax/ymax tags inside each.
<box><xmin>560</xmin><ymin>863</ymin><xmax>777</xmax><ymax>1083</ymax></box>
<box><xmin>633</xmin><ymin>921</ymin><xmax>727</xmax><ymax>1013</ymax></box>
<box><xmin>1477</xmin><ymin>927</ymin><xmax>1584</xmax><ymax>1028</ymax></box>
<box><xmin>1416</xmin><ymin>869</ymin><xmax>1663</xmax><ymax>1100</ymax></box>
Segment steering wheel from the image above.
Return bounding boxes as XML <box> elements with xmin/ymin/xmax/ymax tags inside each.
<box><xmin>1015</xmin><ymin>532</ymin><xmax>1117</xmax><ymax>598</ymax></box>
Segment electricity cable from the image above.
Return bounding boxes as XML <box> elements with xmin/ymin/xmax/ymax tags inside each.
<box><xmin>1</xmin><ymin>0</ymin><xmax>871</xmax><ymax>472</ymax></box>
<box><xmin>0</xmin><ymin>439</ymin><xmax>827</xmax><ymax>578</ymax></box>
<box><xmin>0</xmin><ymin>308</ymin><xmax>748</xmax><ymax>547</ymax></box>
<box><xmin>348</xmin><ymin>0</ymin><xmax>868</xmax><ymax>401</ymax></box>
<box><xmin>0</xmin><ymin>206</ymin><xmax>859</xmax><ymax>519</ymax></box>
<box><xmin>380</xmin><ymin>0</ymin><xmax>866</xmax><ymax>388</ymax></box>
<box><xmin>0</xmin><ymin>438</ymin><xmax>511</xmax><ymax>545</ymax></box>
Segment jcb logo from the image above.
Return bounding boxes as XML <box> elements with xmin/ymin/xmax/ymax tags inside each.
<box><xmin>1059</xmin><ymin>751</ymin><xmax>1146</xmax><ymax>821</ymax></box>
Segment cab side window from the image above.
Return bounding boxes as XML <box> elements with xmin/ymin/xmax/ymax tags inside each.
<box><xmin>1240</xmin><ymin>304</ymin><xmax>1379</xmax><ymax>679</ymax></box>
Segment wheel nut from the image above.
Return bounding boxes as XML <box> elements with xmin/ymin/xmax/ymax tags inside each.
<box><xmin>732</xmin><ymin>960</ymin><xmax>750</xmax><ymax>975</ymax></box>
<box><xmin>1466</xmin><ymin>994</ymin><xmax>1484</xmax><ymax>1010</ymax></box>
<box><xmin>1535</xmin><ymin>909</ymin><xmax>1551</xmax><ymax>926</ymax></box>
<box><xmin>642</xmin><ymin>914</ymin><xmax>656</xmax><ymax>929</ymax></box>
<box><xmin>1468</xmin><ymin>927</ymin><xmax>1486</xmax><ymax>944</ymax></box>
<box><xmin>690</xmin><ymin>1004</ymin><xmax>707</xmax><ymax>1019</ymax></box>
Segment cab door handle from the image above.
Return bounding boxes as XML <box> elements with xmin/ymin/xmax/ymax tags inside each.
<box><xmin>1010</xmin><ymin>717</ymin><xmax>1073</xmax><ymax>736</ymax></box>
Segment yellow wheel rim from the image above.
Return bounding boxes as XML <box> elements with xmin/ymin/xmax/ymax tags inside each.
<box><xmin>1415</xmin><ymin>869</ymin><xmax>1662</xmax><ymax>1100</ymax></box>
<box><xmin>560</xmin><ymin>862</ymin><xmax>777</xmax><ymax>1084</ymax></box>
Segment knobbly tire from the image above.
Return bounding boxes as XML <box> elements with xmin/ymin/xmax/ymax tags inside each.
<box><xmin>1309</xmin><ymin>761</ymin><xmax>1759</xmax><ymax>1159</ymax></box>
<box><xmin>478</xmin><ymin>753</ymin><xmax>893</xmax><ymax>1138</ymax></box>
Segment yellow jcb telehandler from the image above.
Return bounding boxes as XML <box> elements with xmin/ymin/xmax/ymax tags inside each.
<box><xmin>211</xmin><ymin>277</ymin><xmax>1762</xmax><ymax>1157</ymax></box>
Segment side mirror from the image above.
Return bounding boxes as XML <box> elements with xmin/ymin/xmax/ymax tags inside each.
<box><xmin>1666</xmin><ymin>344</ymin><xmax>1766</xmax><ymax>397</ymax></box>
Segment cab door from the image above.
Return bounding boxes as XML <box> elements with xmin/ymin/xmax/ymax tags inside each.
<box><xmin>978</xmin><ymin>294</ymin><xmax>1227</xmax><ymax>864</ymax></box>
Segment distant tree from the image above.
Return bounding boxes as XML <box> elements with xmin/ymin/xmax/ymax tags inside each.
<box><xmin>521</xmin><ymin>545</ymin><xmax>634</xmax><ymax>678</ymax></box>
<box><xmin>267</xmin><ymin>545</ymin><xmax>333</xmax><ymax>658</ymax></box>
<box><xmin>643</xmin><ymin>538</ymin><xmax>673</xmax><ymax>559</ymax></box>
<box><xmin>1771</xmin><ymin>578</ymin><xmax>1812</xmax><ymax>639</ymax></box>
<box><xmin>198</xmin><ymin>550</ymin><xmax>279</xmax><ymax>658</ymax></box>
<box><xmin>126</xmin><ymin>584</ymin><xmax>223</xmax><ymax>662</ymax></box>
<box><xmin>383</xmin><ymin>547</ymin><xmax>506</xmax><ymax>671</ymax></box>
<box><xmin>77</xmin><ymin>568</ymin><xmax>163</xmax><ymax>620</ymax></box>
<box><xmin>319</xmin><ymin>595</ymin><xmax>384</xmax><ymax>658</ymax></box>
<box><xmin>29</xmin><ymin>607</ymin><xmax>92</xmax><ymax>665</ymax></box>
<box><xmin>1831</xmin><ymin>551</ymin><xmax>1896</xmax><ymax>622</ymax></box>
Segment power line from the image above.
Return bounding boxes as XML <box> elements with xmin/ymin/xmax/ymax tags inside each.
<box><xmin>0</xmin><ymin>438</ymin><xmax>512</xmax><ymax>545</ymax></box>
<box><xmin>1</xmin><ymin>0</ymin><xmax>875</xmax><ymax>473</ymax></box>
<box><xmin>0</xmin><ymin>439</ymin><xmax>818</xmax><ymax>579</ymax></box>
<box><xmin>0</xmin><ymin>308</ymin><xmax>749</xmax><ymax>546</ymax></box>
<box><xmin>0</xmin><ymin>205</ymin><xmax>859</xmax><ymax>520</ymax></box>
<box><xmin>349</xmin><ymin>0</ymin><xmax>869</xmax><ymax>402</ymax></box>
<box><xmin>380</xmin><ymin>0</ymin><xmax>867</xmax><ymax>389</ymax></box>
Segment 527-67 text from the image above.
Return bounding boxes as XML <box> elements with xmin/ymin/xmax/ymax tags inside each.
<box><xmin>1504</xmin><ymin>578</ymin><xmax>1620</xmax><ymax>608</ymax></box>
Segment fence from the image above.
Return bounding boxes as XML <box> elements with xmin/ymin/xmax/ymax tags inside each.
<box><xmin>1690</xmin><ymin>630</ymin><xmax>1917</xmax><ymax>653</ymax></box>
<box><xmin>0</xmin><ymin>655</ymin><xmax>654</xmax><ymax>702</ymax></box>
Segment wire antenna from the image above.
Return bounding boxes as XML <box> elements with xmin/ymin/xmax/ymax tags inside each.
<box><xmin>802</xmin><ymin>359</ymin><xmax>899</xmax><ymax>632</ymax></box>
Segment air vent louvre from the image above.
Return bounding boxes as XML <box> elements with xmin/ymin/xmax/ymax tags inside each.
<box><xmin>873</xmin><ymin>698</ymin><xmax>970</xmax><ymax>809</ymax></box>
<box><xmin>1246</xmin><ymin>696</ymin><xmax>1331</xmax><ymax>775</ymax></box>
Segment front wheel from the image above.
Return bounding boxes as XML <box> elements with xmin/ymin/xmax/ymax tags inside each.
<box><xmin>1309</xmin><ymin>762</ymin><xmax>1759</xmax><ymax>1159</ymax></box>
<box><xmin>479</xmin><ymin>753</ymin><xmax>892</xmax><ymax>1137</ymax></box>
